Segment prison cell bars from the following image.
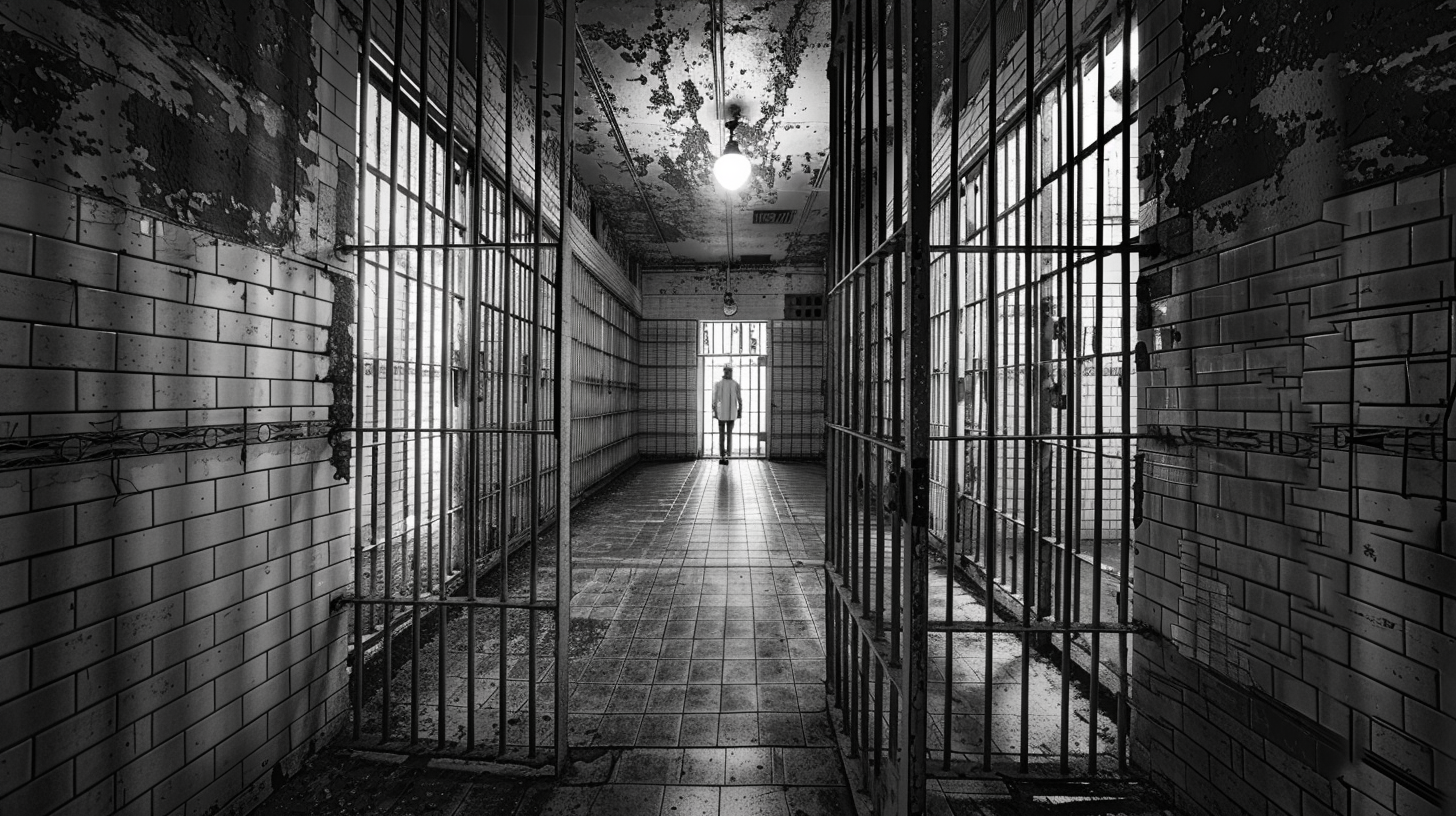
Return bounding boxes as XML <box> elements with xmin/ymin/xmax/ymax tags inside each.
<box><xmin>344</xmin><ymin>0</ymin><xmax>576</xmax><ymax>769</ymax></box>
<box><xmin>831</xmin><ymin>0</ymin><xmax>1141</xmax><ymax>810</ymax></box>
<box><xmin>825</xmin><ymin>0</ymin><xmax>930</xmax><ymax>810</ymax></box>
<box><xmin>923</xmin><ymin>0</ymin><xmax>1140</xmax><ymax>779</ymax></box>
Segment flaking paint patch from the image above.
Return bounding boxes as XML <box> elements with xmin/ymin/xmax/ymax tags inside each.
<box><xmin>322</xmin><ymin>272</ymin><xmax>356</xmax><ymax>480</ymax></box>
<box><xmin>1148</xmin><ymin>0</ymin><xmax>1456</xmax><ymax>249</ymax></box>
<box><xmin>575</xmin><ymin>0</ymin><xmax>830</xmax><ymax>265</ymax></box>
<box><xmin>0</xmin><ymin>0</ymin><xmax>327</xmax><ymax>252</ymax></box>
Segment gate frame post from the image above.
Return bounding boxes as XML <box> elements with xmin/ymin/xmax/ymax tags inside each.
<box><xmin>555</xmin><ymin>0</ymin><xmax>578</xmax><ymax>777</ymax></box>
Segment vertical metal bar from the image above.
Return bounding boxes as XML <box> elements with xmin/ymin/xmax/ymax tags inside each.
<box><xmin>1019</xmin><ymin>0</ymin><xmax>1037</xmax><ymax>774</ymax></box>
<box><xmin>526</xmin><ymin>0</ymin><xmax>547</xmax><ymax>759</ymax></box>
<box><xmin>498</xmin><ymin>0</ymin><xmax>515</xmax><ymax>755</ymax></box>
<box><xmin>352</xmin><ymin>0</ymin><xmax>374</xmax><ymax>745</ymax></box>
<box><xmin>436</xmin><ymin>0</ymin><xmax>460</xmax><ymax>753</ymax></box>
<box><xmin>887</xmin><ymin>10</ymin><xmax>903</xmax><ymax>677</ymax></box>
<box><xmin>829</xmin><ymin>10</ymin><xmax>843</xmax><ymax>705</ymax></box>
<box><xmin>832</xmin><ymin>3</ymin><xmax>844</xmax><ymax>684</ymax></box>
<box><xmin>849</xmin><ymin>0</ymin><xmax>862</xmax><ymax>615</ymax></box>
<box><xmin>1089</xmin><ymin>26</ymin><xmax>1108</xmax><ymax>773</ymax></box>
<box><xmin>860</xmin><ymin>633</ymin><xmax>870</xmax><ymax>771</ymax></box>
<box><xmin>940</xmin><ymin>0</ymin><xmax>961</xmax><ymax>773</ymax></box>
<box><xmin>850</xmin><ymin>617</ymin><xmax>861</xmax><ymax>759</ymax></box>
<box><xmin>1058</xmin><ymin>0</ymin><xmax>1077</xmax><ymax>772</ymax></box>
<box><xmin>850</xmin><ymin>284</ymin><xmax>861</xmax><ymax>610</ymax></box>
<box><xmin>867</xmin><ymin>658</ymin><xmax>879</xmax><ymax>775</ymax></box>
<box><xmin>1118</xmin><ymin>0</ymin><xmax>1134</xmax><ymax>773</ymax></box>
<box><xmin>981</xmin><ymin>0</ymin><xmax>999</xmax><ymax>773</ymax></box>
<box><xmin>870</xmin><ymin>0</ymin><xmax>886</xmax><ymax>643</ymax></box>
<box><xmin>465</xmin><ymin>0</ymin><xmax>489</xmax><ymax>754</ymax></box>
<box><xmin>875</xmin><ymin>0</ymin><xmax>890</xmax><ymax>660</ymax></box>
<box><xmin>903</xmin><ymin>0</ymin><xmax>931</xmax><ymax>806</ymax></box>
<box><xmin>556</xmin><ymin>0</ymin><xmax>577</xmax><ymax>773</ymax></box>
<box><xmin>382</xmin><ymin>0</ymin><xmax>409</xmax><ymax>743</ymax></box>
<box><xmin>410</xmin><ymin>0</ymin><xmax>431</xmax><ymax>745</ymax></box>
<box><xmin>889</xmin><ymin>0</ymin><xmax>906</xmax><ymax>792</ymax></box>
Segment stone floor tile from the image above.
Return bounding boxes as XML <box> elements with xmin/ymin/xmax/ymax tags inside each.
<box><xmin>637</xmin><ymin>713</ymin><xmax>683</xmax><ymax>746</ymax></box>
<box><xmin>775</xmin><ymin>748</ymin><xmax>845</xmax><ymax>786</ymax></box>
<box><xmin>596</xmin><ymin>714</ymin><xmax>642</xmax><ymax>745</ymax></box>
<box><xmin>682</xmin><ymin>684</ymin><xmax>722</xmax><ymax>712</ymax></box>
<box><xmin>688</xmin><ymin>659</ymin><xmax>723</xmax><ymax>683</ymax></box>
<box><xmin>723</xmin><ymin>659</ymin><xmax>757</xmax><ymax>684</ymax></box>
<box><xmin>607</xmin><ymin>685</ymin><xmax>650</xmax><ymax>713</ymax></box>
<box><xmin>659</xmin><ymin>785</ymin><xmax>719</xmax><ymax>816</ymax></box>
<box><xmin>613</xmin><ymin>748</ymin><xmax>683</xmax><ymax>784</ymax></box>
<box><xmin>725</xmin><ymin>746</ymin><xmax>774</xmax><ymax>784</ymax></box>
<box><xmin>678</xmin><ymin>747</ymin><xmax>727</xmax><ymax>784</ymax></box>
<box><xmin>721</xmin><ymin>684</ymin><xmax>758</xmax><ymax>712</ymax></box>
<box><xmin>758</xmin><ymin>712</ymin><xmax>805</xmax><ymax>746</ymax></box>
<box><xmin>758</xmin><ymin>684</ymin><xmax>798</xmax><ymax>712</ymax></box>
<box><xmin>719</xmin><ymin>712</ymin><xmax>760</xmax><ymax>746</ymax></box>
<box><xmin>539</xmin><ymin>785</ymin><xmax>599</xmax><ymax>816</ymax></box>
<box><xmin>588</xmin><ymin>783</ymin><xmax>664</xmax><ymax>816</ymax></box>
<box><xmin>646</xmin><ymin>684</ymin><xmax>687</xmax><ymax>713</ymax></box>
<box><xmin>784</xmin><ymin>786</ymin><xmax>857</xmax><ymax>816</ymax></box>
<box><xmin>652</xmin><ymin>659</ymin><xmax>691</xmax><ymax>683</ymax></box>
<box><xmin>678</xmin><ymin>713</ymin><xmax>720</xmax><ymax>746</ymax></box>
<box><xmin>720</xmin><ymin>785</ymin><xmax>790</xmax><ymax>816</ymax></box>
<box><xmin>572</xmin><ymin>683</ymin><xmax>613</xmax><ymax>714</ymax></box>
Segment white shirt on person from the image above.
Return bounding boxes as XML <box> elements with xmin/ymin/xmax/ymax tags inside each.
<box><xmin>713</xmin><ymin>377</ymin><xmax>741</xmax><ymax>421</ymax></box>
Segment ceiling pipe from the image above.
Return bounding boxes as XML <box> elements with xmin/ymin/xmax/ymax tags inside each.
<box><xmin>574</xmin><ymin>31</ymin><xmax>676</xmax><ymax>260</ymax></box>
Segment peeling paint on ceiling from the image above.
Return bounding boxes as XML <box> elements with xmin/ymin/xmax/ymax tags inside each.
<box><xmin>575</xmin><ymin>0</ymin><xmax>831</xmax><ymax>267</ymax></box>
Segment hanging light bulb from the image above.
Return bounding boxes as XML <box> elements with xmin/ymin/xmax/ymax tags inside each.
<box><xmin>714</xmin><ymin>113</ymin><xmax>751</xmax><ymax>190</ymax></box>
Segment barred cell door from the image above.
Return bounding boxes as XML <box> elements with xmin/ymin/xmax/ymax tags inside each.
<box><xmin>828</xmin><ymin>0</ymin><xmax>1140</xmax><ymax>812</ymax></box>
<box><xmin>825</xmin><ymin>0</ymin><xmax>933</xmax><ymax>811</ymax></box>
<box><xmin>699</xmin><ymin>321</ymin><xmax>770</xmax><ymax>458</ymax></box>
<box><xmin>342</xmin><ymin>0</ymin><xmax>579</xmax><ymax>770</ymax></box>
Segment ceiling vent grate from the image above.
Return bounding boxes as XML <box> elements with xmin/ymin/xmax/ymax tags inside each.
<box><xmin>751</xmin><ymin>209</ymin><xmax>797</xmax><ymax>225</ymax></box>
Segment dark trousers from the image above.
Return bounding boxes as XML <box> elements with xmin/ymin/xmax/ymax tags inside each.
<box><xmin>717</xmin><ymin>420</ymin><xmax>735</xmax><ymax>457</ymax></box>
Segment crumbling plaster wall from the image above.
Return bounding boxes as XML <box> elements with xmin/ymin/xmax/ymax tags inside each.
<box><xmin>1139</xmin><ymin>0</ymin><xmax>1456</xmax><ymax>256</ymax></box>
<box><xmin>1133</xmin><ymin>2</ymin><xmax>1456</xmax><ymax>816</ymax></box>
<box><xmin>0</xmin><ymin>0</ymin><xmax>362</xmax><ymax>814</ymax></box>
<box><xmin>0</xmin><ymin>0</ymin><xmax>354</xmax><ymax>255</ymax></box>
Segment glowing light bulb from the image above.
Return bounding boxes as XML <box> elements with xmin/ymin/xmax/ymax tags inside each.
<box><xmin>714</xmin><ymin>142</ymin><xmax>752</xmax><ymax>190</ymax></box>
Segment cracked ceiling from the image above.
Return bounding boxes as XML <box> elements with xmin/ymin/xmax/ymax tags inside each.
<box><xmin>574</xmin><ymin>0</ymin><xmax>831</xmax><ymax>267</ymax></box>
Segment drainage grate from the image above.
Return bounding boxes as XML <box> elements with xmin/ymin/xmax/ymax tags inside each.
<box><xmin>751</xmin><ymin>209</ymin><xmax>796</xmax><ymax>224</ymax></box>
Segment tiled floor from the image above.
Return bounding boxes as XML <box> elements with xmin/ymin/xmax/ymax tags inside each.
<box><xmin>567</xmin><ymin>460</ymin><xmax>832</xmax><ymax>752</ymax></box>
<box><xmin>541</xmin><ymin>460</ymin><xmax>853</xmax><ymax>814</ymax></box>
<box><xmin>263</xmin><ymin>459</ymin><xmax>1173</xmax><ymax>816</ymax></box>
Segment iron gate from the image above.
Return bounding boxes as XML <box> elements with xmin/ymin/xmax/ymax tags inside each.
<box><xmin>826</xmin><ymin>0</ymin><xmax>1140</xmax><ymax>811</ymax></box>
<box><xmin>699</xmin><ymin>321</ymin><xmax>769</xmax><ymax>459</ymax></box>
<box><xmin>825</xmin><ymin>0</ymin><xmax>932</xmax><ymax>809</ymax></box>
<box><xmin>343</xmin><ymin>0</ymin><xmax>577</xmax><ymax>769</ymax></box>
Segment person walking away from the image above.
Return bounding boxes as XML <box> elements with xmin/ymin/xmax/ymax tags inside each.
<box><xmin>712</xmin><ymin>365</ymin><xmax>742</xmax><ymax>464</ymax></box>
